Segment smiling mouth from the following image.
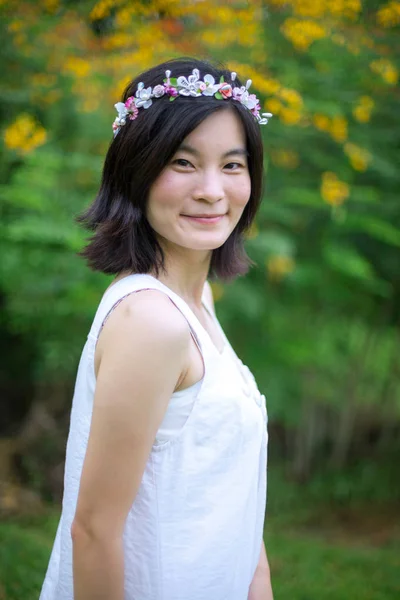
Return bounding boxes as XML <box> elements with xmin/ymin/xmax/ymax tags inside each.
<box><xmin>181</xmin><ymin>214</ymin><xmax>226</xmax><ymax>223</ymax></box>
<box><xmin>182</xmin><ymin>214</ymin><xmax>225</xmax><ymax>218</ymax></box>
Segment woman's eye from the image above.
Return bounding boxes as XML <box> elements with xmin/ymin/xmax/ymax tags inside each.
<box><xmin>225</xmin><ymin>162</ymin><xmax>243</xmax><ymax>170</ymax></box>
<box><xmin>173</xmin><ymin>159</ymin><xmax>192</xmax><ymax>167</ymax></box>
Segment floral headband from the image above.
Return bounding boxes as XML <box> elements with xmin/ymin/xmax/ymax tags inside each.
<box><xmin>112</xmin><ymin>68</ymin><xmax>273</xmax><ymax>136</ymax></box>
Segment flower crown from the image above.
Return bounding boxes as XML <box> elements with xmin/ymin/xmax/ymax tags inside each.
<box><xmin>112</xmin><ymin>68</ymin><xmax>273</xmax><ymax>136</ymax></box>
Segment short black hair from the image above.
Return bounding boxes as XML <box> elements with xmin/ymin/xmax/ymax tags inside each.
<box><xmin>76</xmin><ymin>56</ymin><xmax>265</xmax><ymax>282</ymax></box>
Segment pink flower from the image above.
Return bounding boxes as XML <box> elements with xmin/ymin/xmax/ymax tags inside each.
<box><xmin>219</xmin><ymin>83</ymin><xmax>233</xmax><ymax>99</ymax></box>
<box><xmin>251</xmin><ymin>100</ymin><xmax>261</xmax><ymax>116</ymax></box>
<box><xmin>125</xmin><ymin>96</ymin><xmax>136</xmax><ymax>110</ymax></box>
<box><xmin>164</xmin><ymin>85</ymin><xmax>179</xmax><ymax>97</ymax></box>
<box><xmin>232</xmin><ymin>86</ymin><xmax>244</xmax><ymax>101</ymax></box>
<box><xmin>128</xmin><ymin>105</ymin><xmax>139</xmax><ymax>120</ymax></box>
<box><xmin>198</xmin><ymin>82</ymin><xmax>207</xmax><ymax>92</ymax></box>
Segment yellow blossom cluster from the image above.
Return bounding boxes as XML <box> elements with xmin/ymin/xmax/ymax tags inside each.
<box><xmin>313</xmin><ymin>114</ymin><xmax>348</xmax><ymax>142</ymax></box>
<box><xmin>343</xmin><ymin>143</ymin><xmax>371</xmax><ymax>172</ymax></box>
<box><xmin>376</xmin><ymin>1</ymin><xmax>400</xmax><ymax>27</ymax></box>
<box><xmin>271</xmin><ymin>149</ymin><xmax>300</xmax><ymax>169</ymax></box>
<box><xmin>321</xmin><ymin>172</ymin><xmax>350</xmax><ymax>206</ymax></box>
<box><xmin>266</xmin><ymin>255</ymin><xmax>295</xmax><ymax>281</ymax></box>
<box><xmin>41</xmin><ymin>0</ymin><xmax>59</xmax><ymax>14</ymax></box>
<box><xmin>268</xmin><ymin>0</ymin><xmax>361</xmax><ymax>20</ymax></box>
<box><xmin>370</xmin><ymin>58</ymin><xmax>398</xmax><ymax>85</ymax></box>
<box><xmin>265</xmin><ymin>88</ymin><xmax>303</xmax><ymax>125</ymax></box>
<box><xmin>281</xmin><ymin>18</ymin><xmax>327</xmax><ymax>51</ymax></box>
<box><xmin>200</xmin><ymin>29</ymin><xmax>237</xmax><ymax>48</ymax></box>
<box><xmin>200</xmin><ymin>5</ymin><xmax>263</xmax><ymax>49</ymax></box>
<box><xmin>352</xmin><ymin>95</ymin><xmax>374</xmax><ymax>123</ymax></box>
<box><xmin>63</xmin><ymin>56</ymin><xmax>91</xmax><ymax>78</ymax></box>
<box><xmin>90</xmin><ymin>0</ymin><xmax>123</xmax><ymax>21</ymax></box>
<box><xmin>4</xmin><ymin>114</ymin><xmax>47</xmax><ymax>154</ymax></box>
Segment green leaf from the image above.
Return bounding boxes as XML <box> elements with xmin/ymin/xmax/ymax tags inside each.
<box><xmin>323</xmin><ymin>243</ymin><xmax>374</xmax><ymax>281</ymax></box>
<box><xmin>220</xmin><ymin>75</ymin><xmax>225</xmax><ymax>83</ymax></box>
<box><xmin>342</xmin><ymin>216</ymin><xmax>400</xmax><ymax>247</ymax></box>
<box><xmin>169</xmin><ymin>77</ymin><xmax>178</xmax><ymax>85</ymax></box>
<box><xmin>214</xmin><ymin>92</ymin><xmax>223</xmax><ymax>100</ymax></box>
<box><xmin>169</xmin><ymin>96</ymin><xmax>176</xmax><ymax>101</ymax></box>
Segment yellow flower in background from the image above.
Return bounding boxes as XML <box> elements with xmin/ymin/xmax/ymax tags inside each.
<box><xmin>90</xmin><ymin>0</ymin><xmax>114</xmax><ymax>21</ymax></box>
<box><xmin>330</xmin><ymin>116</ymin><xmax>348</xmax><ymax>142</ymax></box>
<box><xmin>4</xmin><ymin>114</ymin><xmax>47</xmax><ymax>154</ymax></box>
<box><xmin>376</xmin><ymin>1</ymin><xmax>400</xmax><ymax>27</ymax></box>
<box><xmin>280</xmin><ymin>107</ymin><xmax>302</xmax><ymax>125</ymax></box>
<box><xmin>344</xmin><ymin>143</ymin><xmax>372</xmax><ymax>172</ymax></box>
<box><xmin>281</xmin><ymin>18</ymin><xmax>327</xmax><ymax>51</ymax></box>
<box><xmin>271</xmin><ymin>149</ymin><xmax>300</xmax><ymax>169</ymax></box>
<box><xmin>321</xmin><ymin>172</ymin><xmax>350</xmax><ymax>206</ymax></box>
<box><xmin>42</xmin><ymin>0</ymin><xmax>59</xmax><ymax>13</ymax></box>
<box><xmin>266</xmin><ymin>255</ymin><xmax>295</xmax><ymax>282</ymax></box>
<box><xmin>268</xmin><ymin>0</ymin><xmax>361</xmax><ymax>20</ymax></box>
<box><xmin>313</xmin><ymin>113</ymin><xmax>330</xmax><ymax>132</ymax></box>
<box><xmin>266</xmin><ymin>98</ymin><xmax>283</xmax><ymax>115</ymax></box>
<box><xmin>353</xmin><ymin>95</ymin><xmax>375</xmax><ymax>123</ymax></box>
<box><xmin>64</xmin><ymin>56</ymin><xmax>91</xmax><ymax>78</ymax></box>
<box><xmin>250</xmin><ymin>76</ymin><xmax>280</xmax><ymax>95</ymax></box>
<box><xmin>313</xmin><ymin>114</ymin><xmax>349</xmax><ymax>142</ymax></box>
<box><xmin>370</xmin><ymin>59</ymin><xmax>398</xmax><ymax>85</ymax></box>
<box><xmin>8</xmin><ymin>19</ymin><xmax>24</xmax><ymax>33</ymax></box>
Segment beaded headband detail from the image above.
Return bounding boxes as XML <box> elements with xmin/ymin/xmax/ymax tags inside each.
<box><xmin>112</xmin><ymin>69</ymin><xmax>273</xmax><ymax>136</ymax></box>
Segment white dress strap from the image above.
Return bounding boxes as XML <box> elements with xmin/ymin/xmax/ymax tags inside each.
<box><xmin>88</xmin><ymin>274</ymin><xmax>204</xmax><ymax>355</ymax></box>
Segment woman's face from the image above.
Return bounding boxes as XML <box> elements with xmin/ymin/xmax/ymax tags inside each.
<box><xmin>146</xmin><ymin>108</ymin><xmax>251</xmax><ymax>256</ymax></box>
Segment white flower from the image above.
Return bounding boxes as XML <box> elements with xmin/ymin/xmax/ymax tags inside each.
<box><xmin>177</xmin><ymin>68</ymin><xmax>202</xmax><ymax>97</ymax></box>
<box><xmin>114</xmin><ymin>102</ymin><xmax>128</xmax><ymax>122</ymax></box>
<box><xmin>239</xmin><ymin>90</ymin><xmax>258</xmax><ymax>110</ymax></box>
<box><xmin>134</xmin><ymin>85</ymin><xmax>153</xmax><ymax>109</ymax></box>
<box><xmin>153</xmin><ymin>84</ymin><xmax>165</xmax><ymax>98</ymax></box>
<box><xmin>201</xmin><ymin>74</ymin><xmax>221</xmax><ymax>96</ymax></box>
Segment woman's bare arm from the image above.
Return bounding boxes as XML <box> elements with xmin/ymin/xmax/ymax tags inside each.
<box><xmin>71</xmin><ymin>290</ymin><xmax>191</xmax><ymax>600</ymax></box>
<box><xmin>248</xmin><ymin>541</ymin><xmax>273</xmax><ymax>600</ymax></box>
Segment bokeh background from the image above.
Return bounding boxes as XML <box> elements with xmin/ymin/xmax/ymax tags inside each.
<box><xmin>1</xmin><ymin>1</ymin><xmax>399</xmax><ymax>598</ymax></box>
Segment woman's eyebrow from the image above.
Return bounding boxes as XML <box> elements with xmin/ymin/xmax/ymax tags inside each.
<box><xmin>178</xmin><ymin>143</ymin><xmax>249</xmax><ymax>158</ymax></box>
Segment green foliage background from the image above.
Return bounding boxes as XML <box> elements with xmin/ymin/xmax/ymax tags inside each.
<box><xmin>0</xmin><ymin>1</ymin><xmax>399</xmax><ymax>596</ymax></box>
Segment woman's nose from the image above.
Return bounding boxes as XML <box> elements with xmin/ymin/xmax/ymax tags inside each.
<box><xmin>195</xmin><ymin>170</ymin><xmax>225</xmax><ymax>203</ymax></box>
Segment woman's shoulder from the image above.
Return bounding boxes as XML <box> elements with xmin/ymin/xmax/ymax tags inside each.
<box><xmin>103</xmin><ymin>288</ymin><xmax>192</xmax><ymax>343</ymax></box>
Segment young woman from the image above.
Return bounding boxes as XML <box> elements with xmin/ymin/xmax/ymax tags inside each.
<box><xmin>39</xmin><ymin>56</ymin><xmax>273</xmax><ymax>600</ymax></box>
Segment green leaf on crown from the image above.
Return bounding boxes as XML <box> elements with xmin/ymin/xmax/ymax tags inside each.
<box><xmin>214</xmin><ymin>92</ymin><xmax>223</xmax><ymax>100</ymax></box>
<box><xmin>170</xmin><ymin>96</ymin><xmax>177</xmax><ymax>101</ymax></box>
<box><xmin>220</xmin><ymin>76</ymin><xmax>225</xmax><ymax>83</ymax></box>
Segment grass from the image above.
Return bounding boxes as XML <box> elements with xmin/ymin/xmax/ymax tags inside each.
<box><xmin>1</xmin><ymin>467</ymin><xmax>399</xmax><ymax>599</ymax></box>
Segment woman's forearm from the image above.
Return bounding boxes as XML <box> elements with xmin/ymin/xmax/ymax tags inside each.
<box><xmin>72</xmin><ymin>527</ymin><xmax>125</xmax><ymax>600</ymax></box>
<box><xmin>248</xmin><ymin>541</ymin><xmax>274</xmax><ymax>600</ymax></box>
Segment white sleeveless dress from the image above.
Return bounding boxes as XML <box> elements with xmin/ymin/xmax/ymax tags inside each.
<box><xmin>39</xmin><ymin>273</ymin><xmax>268</xmax><ymax>600</ymax></box>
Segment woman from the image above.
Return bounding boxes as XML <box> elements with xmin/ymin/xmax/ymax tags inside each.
<box><xmin>39</xmin><ymin>56</ymin><xmax>273</xmax><ymax>600</ymax></box>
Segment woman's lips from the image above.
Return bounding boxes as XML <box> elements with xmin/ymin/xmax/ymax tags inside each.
<box><xmin>181</xmin><ymin>214</ymin><xmax>225</xmax><ymax>224</ymax></box>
